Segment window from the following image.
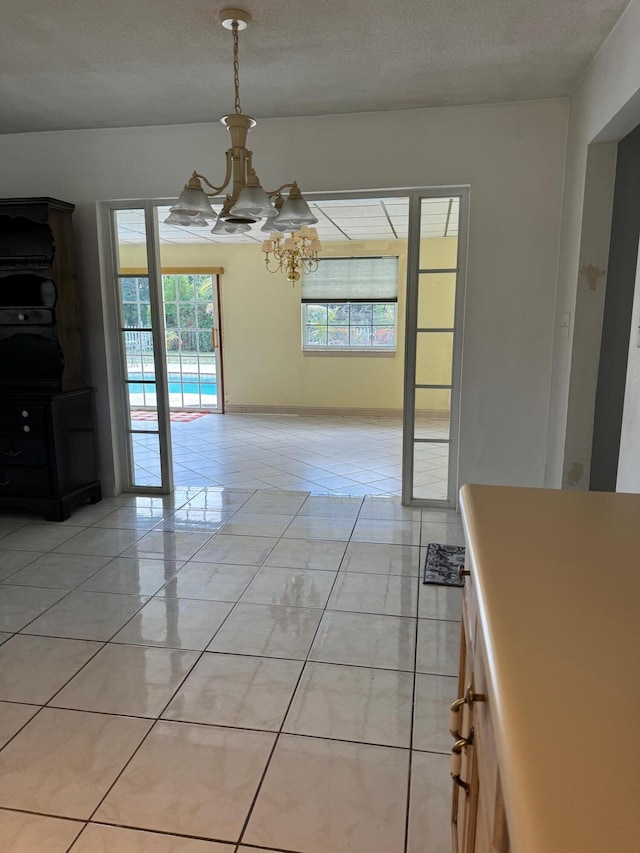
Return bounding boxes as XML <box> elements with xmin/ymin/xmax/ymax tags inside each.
<box><xmin>303</xmin><ymin>302</ymin><xmax>397</xmax><ymax>348</ymax></box>
<box><xmin>301</xmin><ymin>257</ymin><xmax>399</xmax><ymax>351</ymax></box>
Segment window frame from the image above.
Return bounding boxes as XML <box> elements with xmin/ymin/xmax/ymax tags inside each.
<box><xmin>301</xmin><ymin>300</ymin><xmax>398</xmax><ymax>352</ymax></box>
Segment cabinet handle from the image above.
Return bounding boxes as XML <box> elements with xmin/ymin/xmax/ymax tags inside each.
<box><xmin>21</xmin><ymin>410</ymin><xmax>29</xmax><ymax>417</ymax></box>
<box><xmin>458</xmin><ymin>565</ymin><xmax>470</xmax><ymax>581</ymax></box>
<box><xmin>450</xmin><ymin>684</ymin><xmax>486</xmax><ymax>738</ymax></box>
<box><xmin>451</xmin><ymin>733</ymin><xmax>473</xmax><ymax>795</ymax></box>
<box><xmin>0</xmin><ymin>448</ymin><xmax>22</xmax><ymax>457</ymax></box>
<box><xmin>0</xmin><ymin>475</ymin><xmax>10</xmax><ymax>487</ymax></box>
<box><xmin>23</xmin><ymin>425</ymin><xmax>31</xmax><ymax>433</ymax></box>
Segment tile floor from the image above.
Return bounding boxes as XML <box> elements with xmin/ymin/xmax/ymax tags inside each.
<box><xmin>131</xmin><ymin>413</ymin><xmax>450</xmax><ymax>499</ymax></box>
<box><xmin>0</xmin><ymin>488</ymin><xmax>464</xmax><ymax>852</ymax></box>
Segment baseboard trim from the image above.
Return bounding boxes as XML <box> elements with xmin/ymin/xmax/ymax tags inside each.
<box><xmin>223</xmin><ymin>405</ymin><xmax>448</xmax><ymax>418</ymax></box>
<box><xmin>224</xmin><ymin>405</ymin><xmax>403</xmax><ymax>417</ymax></box>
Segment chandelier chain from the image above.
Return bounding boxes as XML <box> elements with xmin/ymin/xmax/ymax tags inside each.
<box><xmin>232</xmin><ymin>21</ymin><xmax>242</xmax><ymax>115</ymax></box>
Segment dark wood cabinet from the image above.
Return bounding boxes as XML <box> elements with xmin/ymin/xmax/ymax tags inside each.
<box><xmin>0</xmin><ymin>390</ymin><xmax>101</xmax><ymax>520</ymax></box>
<box><xmin>0</xmin><ymin>198</ymin><xmax>101</xmax><ymax>519</ymax></box>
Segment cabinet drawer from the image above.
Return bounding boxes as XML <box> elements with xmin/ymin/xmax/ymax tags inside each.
<box><xmin>0</xmin><ymin>467</ymin><xmax>51</xmax><ymax>496</ymax></box>
<box><xmin>0</xmin><ymin>404</ymin><xmax>45</xmax><ymax>435</ymax></box>
<box><xmin>0</xmin><ymin>438</ymin><xmax>47</xmax><ymax>465</ymax></box>
<box><xmin>0</xmin><ymin>308</ymin><xmax>53</xmax><ymax>325</ymax></box>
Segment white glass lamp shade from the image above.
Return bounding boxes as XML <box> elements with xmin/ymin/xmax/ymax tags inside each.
<box><xmin>165</xmin><ymin>212</ymin><xmax>192</xmax><ymax>225</ymax></box>
<box><xmin>230</xmin><ymin>184</ymin><xmax>276</xmax><ymax>218</ymax></box>
<box><xmin>165</xmin><ymin>212</ymin><xmax>210</xmax><ymax>227</ymax></box>
<box><xmin>211</xmin><ymin>216</ymin><xmax>252</xmax><ymax>234</ymax></box>
<box><xmin>267</xmin><ymin>215</ymin><xmax>293</xmax><ymax>233</ymax></box>
<box><xmin>260</xmin><ymin>217</ymin><xmax>279</xmax><ymax>233</ymax></box>
<box><xmin>171</xmin><ymin>184</ymin><xmax>216</xmax><ymax>218</ymax></box>
<box><xmin>276</xmin><ymin>188</ymin><xmax>318</xmax><ymax>226</ymax></box>
<box><xmin>261</xmin><ymin>240</ymin><xmax>274</xmax><ymax>253</ymax></box>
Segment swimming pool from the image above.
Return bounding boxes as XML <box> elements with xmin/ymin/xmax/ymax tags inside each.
<box><xmin>128</xmin><ymin>373</ymin><xmax>217</xmax><ymax>397</ymax></box>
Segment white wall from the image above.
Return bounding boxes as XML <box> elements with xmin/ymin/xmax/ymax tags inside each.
<box><xmin>546</xmin><ymin>0</ymin><xmax>640</xmax><ymax>488</ymax></box>
<box><xmin>0</xmin><ymin>99</ymin><xmax>568</xmax><ymax>494</ymax></box>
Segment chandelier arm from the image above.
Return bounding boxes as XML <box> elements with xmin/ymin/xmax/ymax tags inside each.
<box><xmin>263</xmin><ymin>256</ymin><xmax>281</xmax><ymax>274</ymax></box>
<box><xmin>266</xmin><ymin>182</ymin><xmax>297</xmax><ymax>197</ymax></box>
<box><xmin>194</xmin><ymin>152</ymin><xmax>233</xmax><ymax>196</ymax></box>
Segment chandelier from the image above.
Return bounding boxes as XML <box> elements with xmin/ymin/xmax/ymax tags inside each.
<box><xmin>168</xmin><ymin>8</ymin><xmax>317</xmax><ymax>235</ymax></box>
<box><xmin>261</xmin><ymin>226</ymin><xmax>322</xmax><ymax>284</ymax></box>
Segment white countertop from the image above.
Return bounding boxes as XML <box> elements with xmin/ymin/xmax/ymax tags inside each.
<box><xmin>459</xmin><ymin>484</ymin><xmax>640</xmax><ymax>853</ymax></box>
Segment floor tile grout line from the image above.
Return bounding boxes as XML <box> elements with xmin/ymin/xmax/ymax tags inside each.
<box><xmin>235</xmin><ymin>530</ymin><xmax>352</xmax><ymax>848</ymax></box>
<box><xmin>0</xmin><ymin>486</ymin><xmax>460</xmax><ymax>849</ymax></box>
<box><xmin>80</xmin><ymin>543</ymin><xmax>271</xmax><ymax>829</ymax></box>
<box><xmin>403</xmin><ymin>570</ymin><xmax>423</xmax><ymax>853</ymax></box>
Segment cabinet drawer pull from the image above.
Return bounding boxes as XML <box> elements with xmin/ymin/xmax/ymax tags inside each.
<box><xmin>23</xmin><ymin>425</ymin><xmax>30</xmax><ymax>433</ymax></box>
<box><xmin>0</xmin><ymin>448</ymin><xmax>22</xmax><ymax>457</ymax></box>
<box><xmin>458</xmin><ymin>565</ymin><xmax>470</xmax><ymax>580</ymax></box>
<box><xmin>21</xmin><ymin>410</ymin><xmax>29</xmax><ymax>417</ymax></box>
<box><xmin>451</xmin><ymin>734</ymin><xmax>473</xmax><ymax>795</ymax></box>
<box><xmin>0</xmin><ymin>475</ymin><xmax>11</xmax><ymax>487</ymax></box>
<box><xmin>450</xmin><ymin>684</ymin><xmax>486</xmax><ymax>738</ymax></box>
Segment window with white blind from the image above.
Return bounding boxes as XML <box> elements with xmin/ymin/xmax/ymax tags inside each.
<box><xmin>301</xmin><ymin>257</ymin><xmax>399</xmax><ymax>351</ymax></box>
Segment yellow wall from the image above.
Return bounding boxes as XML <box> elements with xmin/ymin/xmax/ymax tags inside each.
<box><xmin>120</xmin><ymin>236</ymin><xmax>457</xmax><ymax>412</ymax></box>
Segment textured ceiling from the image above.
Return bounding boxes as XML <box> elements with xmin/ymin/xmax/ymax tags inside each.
<box><xmin>0</xmin><ymin>0</ymin><xmax>631</xmax><ymax>134</ymax></box>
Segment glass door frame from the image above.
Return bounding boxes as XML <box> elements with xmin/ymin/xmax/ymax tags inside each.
<box><xmin>402</xmin><ymin>186</ymin><xmax>469</xmax><ymax>508</ymax></box>
<box><xmin>104</xmin><ymin>200</ymin><xmax>174</xmax><ymax>494</ymax></box>
<box><xmin>159</xmin><ymin>267</ymin><xmax>224</xmax><ymax>414</ymax></box>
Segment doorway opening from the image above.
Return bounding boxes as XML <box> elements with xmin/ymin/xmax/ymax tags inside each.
<box><xmin>106</xmin><ymin>189</ymin><xmax>467</xmax><ymax>504</ymax></box>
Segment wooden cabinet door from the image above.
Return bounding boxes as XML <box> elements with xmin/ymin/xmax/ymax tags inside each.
<box><xmin>452</xmin><ymin>614</ymin><xmax>480</xmax><ymax>852</ymax></box>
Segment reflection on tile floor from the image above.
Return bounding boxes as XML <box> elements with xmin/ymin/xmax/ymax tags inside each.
<box><xmin>131</xmin><ymin>413</ymin><xmax>450</xmax><ymax>499</ymax></box>
<box><xmin>0</xmin><ymin>489</ymin><xmax>463</xmax><ymax>852</ymax></box>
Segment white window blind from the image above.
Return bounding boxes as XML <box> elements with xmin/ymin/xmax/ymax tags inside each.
<box><xmin>301</xmin><ymin>257</ymin><xmax>399</xmax><ymax>303</ymax></box>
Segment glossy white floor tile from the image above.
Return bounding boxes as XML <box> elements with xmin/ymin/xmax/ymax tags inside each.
<box><xmin>193</xmin><ymin>533</ymin><xmax>278</xmax><ymax>566</ymax></box>
<box><xmin>159</xmin><ymin>561</ymin><xmax>258</xmax><ymax>601</ymax></box>
<box><xmin>0</xmin><ymin>523</ymin><xmax>86</xmax><ymax>552</ymax></box>
<box><xmin>327</xmin><ymin>571</ymin><xmax>418</xmax><ymax>617</ymax></box>
<box><xmin>0</xmin><ymin>584</ymin><xmax>67</xmax><ymax>632</ymax></box>
<box><xmin>0</xmin><ymin>635</ymin><xmax>100</xmax><ymax>703</ymax></box>
<box><xmin>51</xmin><ymin>643</ymin><xmax>198</xmax><ymax>717</ymax></box>
<box><xmin>0</xmin><ymin>488</ymin><xmax>462</xmax><ymax>852</ymax></box>
<box><xmin>164</xmin><ymin>653</ymin><xmax>303</xmax><ymax>730</ymax></box>
<box><xmin>0</xmin><ymin>809</ymin><xmax>83</xmax><ymax>853</ymax></box>
<box><xmin>0</xmin><ymin>550</ymin><xmax>44</xmax><ymax>581</ymax></box>
<box><xmin>244</xmin><ymin>734</ymin><xmax>409</xmax><ymax>853</ymax></box>
<box><xmin>0</xmin><ymin>707</ymin><xmax>151</xmax><ymax>818</ymax></box>
<box><xmin>416</xmin><ymin>617</ymin><xmax>461</xmax><ymax>676</ymax></box>
<box><xmin>4</xmin><ymin>553</ymin><xmax>113</xmax><ymax>589</ymax></box>
<box><xmin>113</xmin><ymin>597</ymin><xmax>234</xmax><ymax>650</ymax></box>
<box><xmin>207</xmin><ymin>603</ymin><xmax>323</xmax><ymax>660</ymax></box>
<box><xmin>71</xmin><ymin>824</ymin><xmax>233</xmax><ymax>851</ymax></box>
<box><xmin>309</xmin><ymin>610</ymin><xmax>416</xmax><ymax>671</ymax></box>
<box><xmin>24</xmin><ymin>590</ymin><xmax>150</xmax><ymax>641</ymax></box>
<box><xmin>0</xmin><ymin>701</ymin><xmax>38</xmax><ymax>747</ymax></box>
<box><xmin>407</xmin><ymin>751</ymin><xmax>452</xmax><ymax>853</ymax></box>
<box><xmin>284</xmin><ymin>662</ymin><xmax>413</xmax><ymax>747</ymax></box>
<box><xmin>413</xmin><ymin>673</ymin><xmax>459</xmax><ymax>753</ymax></box>
<box><xmin>341</xmin><ymin>541</ymin><xmax>420</xmax><ymax>576</ymax></box>
<box><xmin>264</xmin><ymin>537</ymin><xmax>347</xmax><ymax>571</ymax></box>
<box><xmin>95</xmin><ymin>721</ymin><xmax>275</xmax><ymax>840</ymax></box>
<box><xmin>241</xmin><ymin>566</ymin><xmax>336</xmax><ymax>608</ymax></box>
